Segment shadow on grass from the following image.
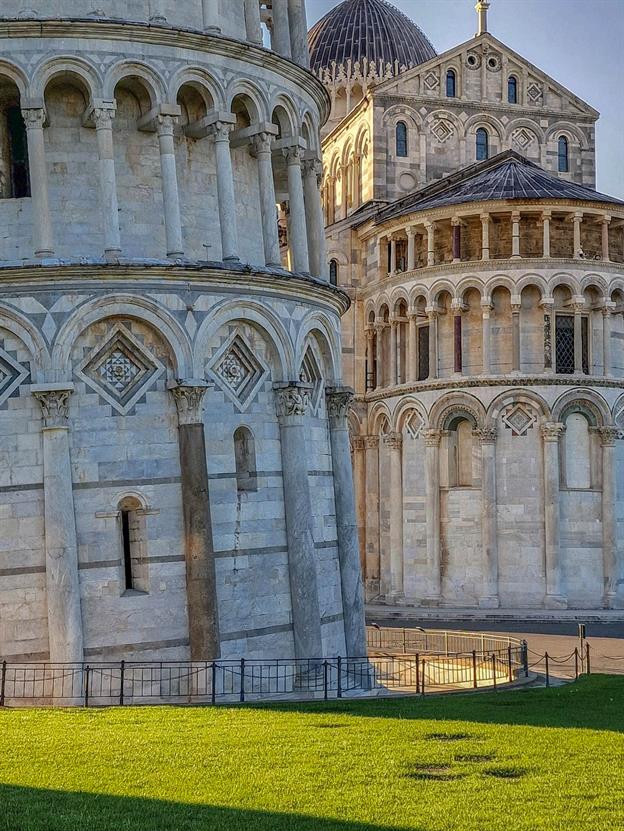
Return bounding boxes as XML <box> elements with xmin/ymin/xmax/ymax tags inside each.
<box><xmin>0</xmin><ymin>784</ymin><xmax>415</xmax><ymax>831</ymax></box>
<box><xmin>241</xmin><ymin>675</ymin><xmax>624</xmax><ymax>733</ymax></box>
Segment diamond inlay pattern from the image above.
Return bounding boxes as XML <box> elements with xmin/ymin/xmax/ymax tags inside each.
<box><xmin>299</xmin><ymin>347</ymin><xmax>323</xmax><ymax>414</ymax></box>
<box><xmin>76</xmin><ymin>325</ymin><xmax>165</xmax><ymax>415</ymax></box>
<box><xmin>209</xmin><ymin>332</ymin><xmax>268</xmax><ymax>411</ymax></box>
<box><xmin>502</xmin><ymin>403</ymin><xmax>537</xmax><ymax>437</ymax></box>
<box><xmin>0</xmin><ymin>346</ymin><xmax>29</xmax><ymax>407</ymax></box>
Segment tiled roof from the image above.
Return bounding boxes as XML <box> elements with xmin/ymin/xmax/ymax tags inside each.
<box><xmin>375</xmin><ymin>151</ymin><xmax>624</xmax><ymax>223</ymax></box>
<box><xmin>308</xmin><ymin>0</ymin><xmax>437</xmax><ymax>76</ymax></box>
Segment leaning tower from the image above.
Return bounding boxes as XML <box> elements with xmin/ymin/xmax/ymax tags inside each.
<box><xmin>0</xmin><ymin>1</ymin><xmax>366</xmax><ymax>666</ymax></box>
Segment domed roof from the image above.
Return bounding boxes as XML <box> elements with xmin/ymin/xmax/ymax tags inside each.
<box><xmin>309</xmin><ymin>0</ymin><xmax>437</xmax><ymax>76</ymax></box>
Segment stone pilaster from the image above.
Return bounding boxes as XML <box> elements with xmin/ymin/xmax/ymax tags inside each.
<box><xmin>326</xmin><ymin>388</ymin><xmax>366</xmax><ymax>657</ymax></box>
<box><xmin>32</xmin><ymin>385</ymin><xmax>83</xmax><ymax>663</ymax></box>
<box><xmin>424</xmin><ymin>428</ymin><xmax>442</xmax><ymax>604</ymax></box>
<box><xmin>274</xmin><ymin>382</ymin><xmax>322</xmax><ymax>658</ymax></box>
<box><xmin>599</xmin><ymin>427</ymin><xmax>621</xmax><ymax>608</ymax></box>
<box><xmin>169</xmin><ymin>381</ymin><xmax>220</xmax><ymax>659</ymax></box>
<box><xmin>364</xmin><ymin>435</ymin><xmax>380</xmax><ymax>597</ymax></box>
<box><xmin>541</xmin><ymin>422</ymin><xmax>567</xmax><ymax>608</ymax></box>
<box><xmin>475</xmin><ymin>427</ymin><xmax>499</xmax><ymax>608</ymax></box>
<box><xmin>383</xmin><ymin>431</ymin><xmax>404</xmax><ymax>600</ymax></box>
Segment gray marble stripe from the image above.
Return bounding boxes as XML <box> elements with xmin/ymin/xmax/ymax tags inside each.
<box><xmin>78</xmin><ymin>559</ymin><xmax>121</xmax><ymax>571</ymax></box>
<box><xmin>208</xmin><ymin>470</ymin><xmax>283</xmax><ymax>480</ymax></box>
<box><xmin>74</xmin><ymin>476</ymin><xmax>181</xmax><ymax>491</ymax></box>
<box><xmin>315</xmin><ymin>540</ymin><xmax>338</xmax><ymax>549</ymax></box>
<box><xmin>135</xmin><ymin>555</ymin><xmax>185</xmax><ymax>565</ymax></box>
<box><xmin>0</xmin><ymin>564</ymin><xmax>46</xmax><ymax>577</ymax></box>
<box><xmin>0</xmin><ymin>483</ymin><xmax>43</xmax><ymax>494</ymax></box>
<box><xmin>220</xmin><ymin>622</ymin><xmax>293</xmax><ymax>642</ymax></box>
<box><xmin>321</xmin><ymin>612</ymin><xmax>345</xmax><ymax>625</ymax></box>
<box><xmin>84</xmin><ymin>637</ymin><xmax>189</xmax><ymax>658</ymax></box>
<box><xmin>1</xmin><ymin>650</ymin><xmax>50</xmax><ymax>662</ymax></box>
<box><xmin>214</xmin><ymin>545</ymin><xmax>287</xmax><ymax>559</ymax></box>
<box><xmin>308</xmin><ymin>470</ymin><xmax>334</xmax><ymax>477</ymax></box>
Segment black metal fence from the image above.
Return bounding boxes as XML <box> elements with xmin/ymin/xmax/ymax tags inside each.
<box><xmin>367</xmin><ymin>626</ymin><xmax>522</xmax><ymax>656</ymax></box>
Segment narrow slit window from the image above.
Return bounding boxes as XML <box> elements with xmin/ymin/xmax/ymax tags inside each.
<box><xmin>329</xmin><ymin>259</ymin><xmax>338</xmax><ymax>285</ymax></box>
<box><xmin>121</xmin><ymin>509</ymin><xmax>133</xmax><ymax>590</ymax></box>
<box><xmin>507</xmin><ymin>75</ymin><xmax>518</xmax><ymax>104</ymax></box>
<box><xmin>395</xmin><ymin>121</ymin><xmax>408</xmax><ymax>157</ymax></box>
<box><xmin>7</xmin><ymin>106</ymin><xmax>30</xmax><ymax>198</ymax></box>
<box><xmin>118</xmin><ymin>497</ymin><xmax>148</xmax><ymax>594</ymax></box>
<box><xmin>476</xmin><ymin>128</ymin><xmax>489</xmax><ymax>161</ymax></box>
<box><xmin>558</xmin><ymin>136</ymin><xmax>569</xmax><ymax>172</ymax></box>
<box><xmin>446</xmin><ymin>69</ymin><xmax>456</xmax><ymax>98</ymax></box>
<box><xmin>234</xmin><ymin>426</ymin><xmax>257</xmax><ymax>492</ymax></box>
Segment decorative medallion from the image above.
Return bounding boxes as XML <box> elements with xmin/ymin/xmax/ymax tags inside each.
<box><xmin>465</xmin><ymin>51</ymin><xmax>481</xmax><ymax>69</ymax></box>
<box><xmin>431</xmin><ymin>119</ymin><xmax>453</xmax><ymax>143</ymax></box>
<box><xmin>486</xmin><ymin>53</ymin><xmax>501</xmax><ymax>72</ymax></box>
<box><xmin>76</xmin><ymin>324</ymin><xmax>165</xmax><ymax>415</ymax></box>
<box><xmin>0</xmin><ymin>347</ymin><xmax>29</xmax><ymax>407</ymax></box>
<box><xmin>423</xmin><ymin>71</ymin><xmax>439</xmax><ymax>91</ymax></box>
<box><xmin>405</xmin><ymin>411</ymin><xmax>424</xmax><ymax>440</ymax></box>
<box><xmin>502</xmin><ymin>403</ymin><xmax>537</xmax><ymax>437</ymax></box>
<box><xmin>208</xmin><ymin>332</ymin><xmax>268</xmax><ymax>411</ymax></box>
<box><xmin>299</xmin><ymin>346</ymin><xmax>323</xmax><ymax>414</ymax></box>
<box><xmin>527</xmin><ymin>82</ymin><xmax>543</xmax><ymax>104</ymax></box>
<box><xmin>512</xmin><ymin>128</ymin><xmax>535</xmax><ymax>152</ymax></box>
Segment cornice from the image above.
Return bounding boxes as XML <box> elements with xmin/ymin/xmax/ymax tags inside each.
<box><xmin>361</xmin><ymin>374</ymin><xmax>624</xmax><ymax>403</ymax></box>
<box><xmin>0</xmin><ymin>261</ymin><xmax>350</xmax><ymax>316</ymax></box>
<box><xmin>0</xmin><ymin>18</ymin><xmax>331</xmax><ymax>124</ymax></box>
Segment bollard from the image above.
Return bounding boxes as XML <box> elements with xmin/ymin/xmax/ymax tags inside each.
<box><xmin>522</xmin><ymin>640</ymin><xmax>529</xmax><ymax>678</ymax></box>
<box><xmin>472</xmin><ymin>650</ymin><xmax>478</xmax><ymax>689</ymax></box>
<box><xmin>323</xmin><ymin>660</ymin><xmax>328</xmax><ymax>701</ymax></box>
<box><xmin>545</xmin><ymin>652</ymin><xmax>550</xmax><ymax>687</ymax></box>
<box><xmin>119</xmin><ymin>660</ymin><xmax>125</xmax><ymax>706</ymax></box>
<box><xmin>507</xmin><ymin>645</ymin><xmax>513</xmax><ymax>683</ymax></box>
<box><xmin>491</xmin><ymin>654</ymin><xmax>497</xmax><ymax>692</ymax></box>
<box><xmin>240</xmin><ymin>658</ymin><xmax>245</xmax><ymax>703</ymax></box>
<box><xmin>585</xmin><ymin>642</ymin><xmax>591</xmax><ymax>675</ymax></box>
<box><xmin>0</xmin><ymin>660</ymin><xmax>6</xmax><ymax>707</ymax></box>
<box><xmin>337</xmin><ymin>656</ymin><xmax>342</xmax><ymax>698</ymax></box>
<box><xmin>574</xmin><ymin>648</ymin><xmax>579</xmax><ymax>680</ymax></box>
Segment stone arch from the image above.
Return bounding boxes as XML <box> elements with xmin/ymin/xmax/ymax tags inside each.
<box><xmin>516</xmin><ymin>274</ymin><xmax>548</xmax><ymax>297</ymax></box>
<box><xmin>0</xmin><ymin>303</ymin><xmax>51</xmax><ymax>381</ymax></box>
<box><xmin>382</xmin><ymin>105</ymin><xmax>422</xmax><ymax>130</ymax></box>
<box><xmin>504</xmin><ymin>118</ymin><xmax>546</xmax><ymax>144</ymax></box>
<box><xmin>355</xmin><ymin>124</ymin><xmax>370</xmax><ymax>156</ymax></box>
<box><xmin>393</xmin><ymin>396</ymin><xmax>428</xmax><ymax>434</ymax></box>
<box><xmin>0</xmin><ymin>61</ymin><xmax>29</xmax><ymax>99</ymax></box>
<box><xmin>271</xmin><ymin>95</ymin><xmax>299</xmax><ymax>138</ymax></box>
<box><xmin>430</xmin><ymin>279</ymin><xmax>457</xmax><ymax>306</ymax></box>
<box><xmin>295</xmin><ymin>311</ymin><xmax>342</xmax><ymax>383</ymax></box>
<box><xmin>226</xmin><ymin>79</ymin><xmax>269</xmax><ymax>123</ymax></box>
<box><xmin>390</xmin><ymin>286</ymin><xmax>410</xmax><ymax>313</ymax></box>
<box><xmin>301</xmin><ymin>110</ymin><xmax>320</xmax><ymax>157</ymax></box>
<box><xmin>327</xmin><ymin>248</ymin><xmax>348</xmax><ymax>267</ymax></box>
<box><xmin>456</xmin><ymin>277</ymin><xmax>484</xmax><ymax>303</ymax></box>
<box><xmin>549</xmin><ymin>273</ymin><xmax>581</xmax><ymax>296</ymax></box>
<box><xmin>105</xmin><ymin>61</ymin><xmax>166</xmax><ymax>109</ymax></box>
<box><xmin>375</xmin><ymin>295</ymin><xmax>391</xmax><ymax>319</ymax></box>
<box><xmin>484</xmin><ymin>274</ymin><xmax>516</xmax><ymax>297</ymax></box>
<box><xmin>612</xmin><ymin>393</ymin><xmax>624</xmax><ymax>428</ymax></box>
<box><xmin>429</xmin><ymin>391</ymin><xmax>486</xmax><ymax>430</ymax></box>
<box><xmin>486</xmin><ymin>388</ymin><xmax>551</xmax><ymax>428</ymax></box>
<box><xmin>552</xmin><ymin>388</ymin><xmax>612</xmax><ymax>427</ymax></box>
<box><xmin>580</xmin><ymin>273</ymin><xmax>608</xmax><ymax>294</ymax></box>
<box><xmin>425</xmin><ymin>108</ymin><xmax>463</xmax><ymax>134</ymax></box>
<box><xmin>340</xmin><ymin>138</ymin><xmax>354</xmax><ymax>168</ymax></box>
<box><xmin>545</xmin><ymin>121</ymin><xmax>589</xmax><ymax>151</ymax></box>
<box><xmin>52</xmin><ymin>294</ymin><xmax>192</xmax><ymax>378</ymax></box>
<box><xmin>408</xmin><ymin>285</ymin><xmax>429</xmax><ymax>312</ymax></box>
<box><xmin>33</xmin><ymin>56</ymin><xmax>102</xmax><ymax>103</ymax></box>
<box><xmin>369</xmin><ymin>401</ymin><xmax>392</xmax><ymax>435</ymax></box>
<box><xmin>194</xmin><ymin>299</ymin><xmax>292</xmax><ymax>381</ymax></box>
<box><xmin>464</xmin><ymin>112</ymin><xmax>504</xmax><ymax>141</ymax></box>
<box><xmin>168</xmin><ymin>66</ymin><xmax>225</xmax><ymax>110</ymax></box>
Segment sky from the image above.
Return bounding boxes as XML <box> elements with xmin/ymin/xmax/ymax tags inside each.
<box><xmin>307</xmin><ymin>0</ymin><xmax>624</xmax><ymax>198</ymax></box>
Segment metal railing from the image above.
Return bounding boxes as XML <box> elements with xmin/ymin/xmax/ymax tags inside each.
<box><xmin>366</xmin><ymin>625</ymin><xmax>523</xmax><ymax>656</ymax></box>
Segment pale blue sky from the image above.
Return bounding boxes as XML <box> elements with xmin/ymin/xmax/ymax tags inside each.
<box><xmin>307</xmin><ymin>0</ymin><xmax>624</xmax><ymax>198</ymax></box>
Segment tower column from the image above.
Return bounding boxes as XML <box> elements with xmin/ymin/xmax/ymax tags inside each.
<box><xmin>511</xmin><ymin>301</ymin><xmax>521</xmax><ymax>372</ymax></box>
<box><xmin>364</xmin><ymin>436</ymin><xmax>380</xmax><ymax>597</ymax></box>
<box><xmin>288</xmin><ymin>0</ymin><xmax>310</xmax><ymax>67</ymax></box>
<box><xmin>251</xmin><ymin>131</ymin><xmax>281</xmax><ymax>266</ymax></box>
<box><xmin>157</xmin><ymin>113</ymin><xmax>184</xmax><ymax>257</ymax></box>
<box><xmin>451</xmin><ymin>218</ymin><xmax>462</xmax><ymax>263</ymax></box>
<box><xmin>573</xmin><ymin>299</ymin><xmax>584</xmax><ymax>373</ymax></box>
<box><xmin>603</xmin><ymin>302</ymin><xmax>615</xmax><ymax>376</ymax></box>
<box><xmin>244</xmin><ymin>0</ymin><xmax>263</xmax><ymax>44</ymax></box>
<box><xmin>452</xmin><ymin>300</ymin><xmax>463</xmax><ymax>374</ymax></box>
<box><xmin>542</xmin><ymin>210</ymin><xmax>551</xmax><ymax>258</ymax></box>
<box><xmin>390</xmin><ymin>319</ymin><xmax>398</xmax><ymax>386</ymax></box>
<box><xmin>573</xmin><ymin>211</ymin><xmax>583</xmax><ymax>258</ymax></box>
<box><xmin>23</xmin><ymin>107</ymin><xmax>54</xmax><ymax>257</ymax></box>
<box><xmin>408</xmin><ymin>313</ymin><xmax>418</xmax><ymax>382</ymax></box>
<box><xmin>383</xmin><ymin>432</ymin><xmax>404</xmax><ymax>600</ymax></box>
<box><xmin>481</xmin><ymin>300</ymin><xmax>492</xmax><ymax>374</ymax></box>
<box><xmin>541</xmin><ymin>298</ymin><xmax>555</xmax><ymax>373</ymax></box>
<box><xmin>426</xmin><ymin>308</ymin><xmax>438</xmax><ymax>379</ymax></box>
<box><xmin>202</xmin><ymin>0</ymin><xmax>221</xmax><ymax>32</ymax></box>
<box><xmin>326</xmin><ymin>388</ymin><xmax>367</xmax><ymax>656</ymax></box>
<box><xmin>599</xmin><ymin>427</ymin><xmax>621</xmax><ymax>608</ymax></box>
<box><xmin>511</xmin><ymin>211</ymin><xmax>521</xmax><ymax>258</ymax></box>
<box><xmin>207</xmin><ymin>118</ymin><xmax>240</xmax><ymax>261</ymax></box>
<box><xmin>274</xmin><ymin>383</ymin><xmax>322</xmax><ymax>658</ymax></box>
<box><xmin>282</xmin><ymin>145</ymin><xmax>310</xmax><ymax>273</ymax></box>
<box><xmin>272</xmin><ymin>0</ymin><xmax>292</xmax><ymax>58</ymax></box>
<box><xmin>303</xmin><ymin>158</ymin><xmax>328</xmax><ymax>278</ymax></box>
<box><xmin>374</xmin><ymin>323</ymin><xmax>384</xmax><ymax>387</ymax></box>
<box><xmin>32</xmin><ymin>386</ymin><xmax>83</xmax><ymax>663</ymax></box>
<box><xmin>91</xmin><ymin>105</ymin><xmax>123</xmax><ymax>258</ymax></box>
<box><xmin>541</xmin><ymin>422</ymin><xmax>567</xmax><ymax>608</ymax></box>
<box><xmin>477</xmin><ymin>427</ymin><xmax>499</xmax><ymax>608</ymax></box>
<box><xmin>424</xmin><ymin>429</ymin><xmax>442</xmax><ymax>604</ymax></box>
<box><xmin>170</xmin><ymin>382</ymin><xmax>220</xmax><ymax>659</ymax></box>
<box><xmin>425</xmin><ymin>221</ymin><xmax>435</xmax><ymax>266</ymax></box>
<box><xmin>406</xmin><ymin>226</ymin><xmax>416</xmax><ymax>271</ymax></box>
<box><xmin>480</xmin><ymin>213</ymin><xmax>490</xmax><ymax>260</ymax></box>
<box><xmin>601</xmin><ymin>216</ymin><xmax>611</xmax><ymax>262</ymax></box>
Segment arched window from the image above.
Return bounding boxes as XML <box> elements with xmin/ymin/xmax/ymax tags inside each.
<box><xmin>329</xmin><ymin>259</ymin><xmax>338</xmax><ymax>285</ymax></box>
<box><xmin>395</xmin><ymin>121</ymin><xmax>408</xmax><ymax>157</ymax></box>
<box><xmin>234</xmin><ymin>426</ymin><xmax>257</xmax><ymax>492</ymax></box>
<box><xmin>6</xmin><ymin>106</ymin><xmax>29</xmax><ymax>198</ymax></box>
<box><xmin>446</xmin><ymin>69</ymin><xmax>457</xmax><ymax>98</ymax></box>
<box><xmin>507</xmin><ymin>75</ymin><xmax>518</xmax><ymax>104</ymax></box>
<box><xmin>558</xmin><ymin>136</ymin><xmax>569</xmax><ymax>172</ymax></box>
<box><xmin>118</xmin><ymin>496</ymin><xmax>148</xmax><ymax>593</ymax></box>
<box><xmin>447</xmin><ymin>418</ymin><xmax>474</xmax><ymax>487</ymax></box>
<box><xmin>563</xmin><ymin>413</ymin><xmax>591</xmax><ymax>488</ymax></box>
<box><xmin>476</xmin><ymin>128</ymin><xmax>489</xmax><ymax>161</ymax></box>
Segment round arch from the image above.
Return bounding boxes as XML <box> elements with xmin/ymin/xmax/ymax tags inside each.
<box><xmin>552</xmin><ymin>388</ymin><xmax>612</xmax><ymax>427</ymax></box>
<box><xmin>428</xmin><ymin>392</ymin><xmax>486</xmax><ymax>431</ymax></box>
<box><xmin>105</xmin><ymin>61</ymin><xmax>165</xmax><ymax>107</ymax></box>
<box><xmin>0</xmin><ymin>303</ymin><xmax>51</xmax><ymax>380</ymax></box>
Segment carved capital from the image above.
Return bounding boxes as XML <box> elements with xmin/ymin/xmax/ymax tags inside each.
<box><xmin>207</xmin><ymin>120</ymin><xmax>234</xmax><ymax>142</ymax></box>
<box><xmin>382</xmin><ymin>431</ymin><xmax>402</xmax><ymax>450</ymax></box>
<box><xmin>599</xmin><ymin>426</ymin><xmax>620</xmax><ymax>447</ymax></box>
<box><xmin>474</xmin><ymin>426</ymin><xmax>498</xmax><ymax>444</ymax></box>
<box><xmin>423</xmin><ymin>428</ymin><xmax>442</xmax><ymax>447</ymax></box>
<box><xmin>364</xmin><ymin>435</ymin><xmax>379</xmax><ymax>450</ymax></box>
<box><xmin>325</xmin><ymin>387</ymin><xmax>354</xmax><ymax>423</ymax></box>
<box><xmin>249</xmin><ymin>131</ymin><xmax>274</xmax><ymax>157</ymax></box>
<box><xmin>33</xmin><ymin>387</ymin><xmax>73</xmax><ymax>429</ymax></box>
<box><xmin>156</xmin><ymin>113</ymin><xmax>177</xmax><ymax>136</ymax></box>
<box><xmin>274</xmin><ymin>383</ymin><xmax>311</xmax><ymax>420</ymax></box>
<box><xmin>352</xmin><ymin>436</ymin><xmax>366</xmax><ymax>451</ymax></box>
<box><xmin>302</xmin><ymin>158</ymin><xmax>322</xmax><ymax>179</ymax></box>
<box><xmin>169</xmin><ymin>382</ymin><xmax>209</xmax><ymax>426</ymax></box>
<box><xmin>22</xmin><ymin>107</ymin><xmax>46</xmax><ymax>130</ymax></box>
<box><xmin>541</xmin><ymin>421</ymin><xmax>565</xmax><ymax>442</ymax></box>
<box><xmin>93</xmin><ymin>107</ymin><xmax>116</xmax><ymax>129</ymax></box>
<box><xmin>282</xmin><ymin>144</ymin><xmax>304</xmax><ymax>165</ymax></box>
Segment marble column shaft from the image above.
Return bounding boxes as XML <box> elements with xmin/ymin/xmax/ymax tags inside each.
<box><xmin>33</xmin><ymin>386</ymin><xmax>84</xmax><ymax>663</ymax></box>
<box><xmin>542</xmin><ymin>212</ymin><xmax>551</xmax><ymax>257</ymax></box>
<box><xmin>603</xmin><ymin>306</ymin><xmax>613</xmax><ymax>376</ymax></box>
<box><xmin>288</xmin><ymin>0</ymin><xmax>310</xmax><ymax>67</ymax></box>
<box><xmin>602</xmin><ymin>218</ymin><xmax>611</xmax><ymax>261</ymax></box>
<box><xmin>283</xmin><ymin>146</ymin><xmax>310</xmax><ymax>273</ymax></box>
<box><xmin>364</xmin><ymin>436</ymin><xmax>380</xmax><ymax>595</ymax></box>
<box><xmin>251</xmin><ymin>132</ymin><xmax>281</xmax><ymax>266</ymax></box>
<box><xmin>209</xmin><ymin>121</ymin><xmax>239</xmax><ymax>261</ymax></box>
<box><xmin>275</xmin><ymin>383</ymin><xmax>322</xmax><ymax>658</ymax></box>
<box><xmin>93</xmin><ymin>107</ymin><xmax>122</xmax><ymax>257</ymax></box>
<box><xmin>453</xmin><ymin>310</ymin><xmax>462</xmax><ymax>374</ymax></box>
<box><xmin>326</xmin><ymin>389</ymin><xmax>367</xmax><ymax>657</ymax></box>
<box><xmin>407</xmin><ymin>314</ymin><xmax>418</xmax><ymax>382</ymax></box>
<box><xmin>202</xmin><ymin>0</ymin><xmax>220</xmax><ymax>31</ymax></box>
<box><xmin>244</xmin><ymin>0</ymin><xmax>263</xmax><ymax>43</ymax></box>
<box><xmin>23</xmin><ymin>108</ymin><xmax>54</xmax><ymax>257</ymax></box>
<box><xmin>374</xmin><ymin>324</ymin><xmax>384</xmax><ymax>388</ymax></box>
<box><xmin>511</xmin><ymin>212</ymin><xmax>521</xmax><ymax>257</ymax></box>
<box><xmin>424</xmin><ymin>429</ymin><xmax>442</xmax><ymax>603</ymax></box>
<box><xmin>541</xmin><ymin>422</ymin><xmax>567</xmax><ymax>607</ymax></box>
<box><xmin>390</xmin><ymin>321</ymin><xmax>398</xmax><ymax>386</ymax></box>
<box><xmin>406</xmin><ymin>229</ymin><xmax>416</xmax><ymax>271</ymax></box>
<box><xmin>157</xmin><ymin>115</ymin><xmax>184</xmax><ymax>257</ymax></box>
<box><xmin>425</xmin><ymin>222</ymin><xmax>435</xmax><ymax>266</ymax></box>
<box><xmin>272</xmin><ymin>0</ymin><xmax>292</xmax><ymax>58</ymax></box>
<box><xmin>477</xmin><ymin>428</ymin><xmax>499</xmax><ymax>608</ymax></box>
<box><xmin>384</xmin><ymin>432</ymin><xmax>404</xmax><ymax>599</ymax></box>
<box><xmin>170</xmin><ymin>383</ymin><xmax>220</xmax><ymax>659</ymax></box>
<box><xmin>573</xmin><ymin>303</ymin><xmax>584</xmax><ymax>373</ymax></box>
<box><xmin>542</xmin><ymin>302</ymin><xmax>555</xmax><ymax>372</ymax></box>
<box><xmin>600</xmin><ymin>428</ymin><xmax>620</xmax><ymax>607</ymax></box>
<box><xmin>427</xmin><ymin>310</ymin><xmax>438</xmax><ymax>379</ymax></box>
<box><xmin>480</xmin><ymin>214</ymin><xmax>490</xmax><ymax>260</ymax></box>
<box><xmin>511</xmin><ymin>304</ymin><xmax>521</xmax><ymax>372</ymax></box>
<box><xmin>303</xmin><ymin>158</ymin><xmax>328</xmax><ymax>278</ymax></box>
<box><xmin>481</xmin><ymin>303</ymin><xmax>492</xmax><ymax>374</ymax></box>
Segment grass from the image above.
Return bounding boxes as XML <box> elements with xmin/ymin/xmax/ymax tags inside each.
<box><xmin>0</xmin><ymin>675</ymin><xmax>623</xmax><ymax>831</ymax></box>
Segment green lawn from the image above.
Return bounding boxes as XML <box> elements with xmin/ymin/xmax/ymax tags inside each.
<box><xmin>0</xmin><ymin>675</ymin><xmax>622</xmax><ymax>831</ymax></box>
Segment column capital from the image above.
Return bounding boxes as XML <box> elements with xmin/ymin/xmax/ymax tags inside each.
<box><xmin>249</xmin><ymin>130</ymin><xmax>275</xmax><ymax>157</ymax></box>
<box><xmin>22</xmin><ymin>106</ymin><xmax>47</xmax><ymax>129</ymax></box>
<box><xmin>156</xmin><ymin>113</ymin><xmax>179</xmax><ymax>136</ymax></box>
<box><xmin>541</xmin><ymin>209</ymin><xmax>552</xmax><ymax>220</ymax></box>
<box><xmin>382</xmin><ymin>431</ymin><xmax>402</xmax><ymax>450</ymax></box>
<box><xmin>603</xmin><ymin>300</ymin><xmax>616</xmax><ymax>315</ymax></box>
<box><xmin>572</xmin><ymin>298</ymin><xmax>586</xmax><ymax>313</ymax></box>
<box><xmin>364</xmin><ymin>435</ymin><xmax>379</xmax><ymax>450</ymax></box>
<box><xmin>406</xmin><ymin>225</ymin><xmax>416</xmax><ymax>238</ymax></box>
<box><xmin>511</xmin><ymin>302</ymin><xmax>522</xmax><ymax>314</ymax></box>
<box><xmin>207</xmin><ymin>120</ymin><xmax>235</xmax><ymax>142</ymax></box>
<box><xmin>301</xmin><ymin>157</ymin><xmax>322</xmax><ymax>178</ymax></box>
<box><xmin>480</xmin><ymin>298</ymin><xmax>493</xmax><ymax>314</ymax></box>
<box><xmin>474</xmin><ymin>426</ymin><xmax>498</xmax><ymax>444</ymax></box>
<box><xmin>168</xmin><ymin>381</ymin><xmax>211</xmax><ymax>426</ymax></box>
<box><xmin>325</xmin><ymin>386</ymin><xmax>354</xmax><ymax>423</ymax></box>
<box><xmin>599</xmin><ymin>426</ymin><xmax>620</xmax><ymax>447</ymax></box>
<box><xmin>281</xmin><ymin>144</ymin><xmax>305</xmax><ymax>165</ymax></box>
<box><xmin>541</xmin><ymin>421</ymin><xmax>565</xmax><ymax>442</ymax></box>
<box><xmin>274</xmin><ymin>382</ymin><xmax>312</xmax><ymax>420</ymax></box>
<box><xmin>32</xmin><ymin>384</ymin><xmax>74</xmax><ymax>429</ymax></box>
<box><xmin>423</xmin><ymin>428</ymin><xmax>442</xmax><ymax>447</ymax></box>
<box><xmin>352</xmin><ymin>436</ymin><xmax>366</xmax><ymax>451</ymax></box>
<box><xmin>601</xmin><ymin>215</ymin><xmax>612</xmax><ymax>225</ymax></box>
<box><xmin>480</xmin><ymin>213</ymin><xmax>490</xmax><ymax>224</ymax></box>
<box><xmin>540</xmin><ymin>296</ymin><xmax>555</xmax><ymax>310</ymax></box>
<box><xmin>511</xmin><ymin>210</ymin><xmax>522</xmax><ymax>221</ymax></box>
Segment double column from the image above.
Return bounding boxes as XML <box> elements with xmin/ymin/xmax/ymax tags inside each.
<box><xmin>326</xmin><ymin>388</ymin><xmax>367</xmax><ymax>656</ymax></box>
<box><xmin>169</xmin><ymin>382</ymin><xmax>220</xmax><ymax>659</ymax></box>
<box><xmin>22</xmin><ymin>107</ymin><xmax>54</xmax><ymax>258</ymax></box>
<box><xmin>275</xmin><ymin>383</ymin><xmax>322</xmax><ymax>659</ymax></box>
<box><xmin>541</xmin><ymin>422</ymin><xmax>567</xmax><ymax>608</ymax></box>
<box><xmin>32</xmin><ymin>385</ymin><xmax>84</xmax><ymax>663</ymax></box>
<box><xmin>476</xmin><ymin>427</ymin><xmax>499</xmax><ymax>608</ymax></box>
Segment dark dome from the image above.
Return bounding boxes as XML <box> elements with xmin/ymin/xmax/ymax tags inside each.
<box><xmin>309</xmin><ymin>0</ymin><xmax>437</xmax><ymax>76</ymax></box>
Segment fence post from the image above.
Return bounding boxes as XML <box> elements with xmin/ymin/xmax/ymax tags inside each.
<box><xmin>507</xmin><ymin>645</ymin><xmax>513</xmax><ymax>683</ymax></box>
<box><xmin>444</xmin><ymin>631</ymin><xmax>449</xmax><ymax>656</ymax></box>
<box><xmin>240</xmin><ymin>658</ymin><xmax>245</xmax><ymax>703</ymax></box>
<box><xmin>0</xmin><ymin>660</ymin><xmax>6</xmax><ymax>707</ymax></box>
<box><xmin>545</xmin><ymin>652</ymin><xmax>550</xmax><ymax>687</ymax></box>
<box><xmin>491</xmin><ymin>654</ymin><xmax>497</xmax><ymax>692</ymax></box>
<box><xmin>574</xmin><ymin>648</ymin><xmax>579</xmax><ymax>680</ymax></box>
<box><xmin>84</xmin><ymin>665</ymin><xmax>90</xmax><ymax>708</ymax></box>
<box><xmin>119</xmin><ymin>660</ymin><xmax>125</xmax><ymax>706</ymax></box>
<box><xmin>585</xmin><ymin>643</ymin><xmax>591</xmax><ymax>675</ymax></box>
<box><xmin>323</xmin><ymin>660</ymin><xmax>328</xmax><ymax>700</ymax></box>
<box><xmin>415</xmin><ymin>653</ymin><xmax>420</xmax><ymax>693</ymax></box>
<box><xmin>421</xmin><ymin>659</ymin><xmax>426</xmax><ymax>697</ymax></box>
<box><xmin>211</xmin><ymin>661</ymin><xmax>216</xmax><ymax>704</ymax></box>
<box><xmin>472</xmin><ymin>650</ymin><xmax>478</xmax><ymax>689</ymax></box>
<box><xmin>403</xmin><ymin>628</ymin><xmax>407</xmax><ymax>654</ymax></box>
<box><xmin>522</xmin><ymin>640</ymin><xmax>529</xmax><ymax>677</ymax></box>
<box><xmin>337</xmin><ymin>656</ymin><xmax>342</xmax><ymax>699</ymax></box>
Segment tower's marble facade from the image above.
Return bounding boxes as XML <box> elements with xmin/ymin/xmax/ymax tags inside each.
<box><xmin>314</xmin><ymin>0</ymin><xmax>624</xmax><ymax>611</ymax></box>
<box><xmin>0</xmin><ymin>1</ymin><xmax>366</xmax><ymax>664</ymax></box>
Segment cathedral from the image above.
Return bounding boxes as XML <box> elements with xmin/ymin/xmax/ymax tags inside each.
<box><xmin>312</xmin><ymin>0</ymin><xmax>624</xmax><ymax>610</ymax></box>
<box><xmin>0</xmin><ymin>0</ymin><xmax>366</xmax><ymax>665</ymax></box>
